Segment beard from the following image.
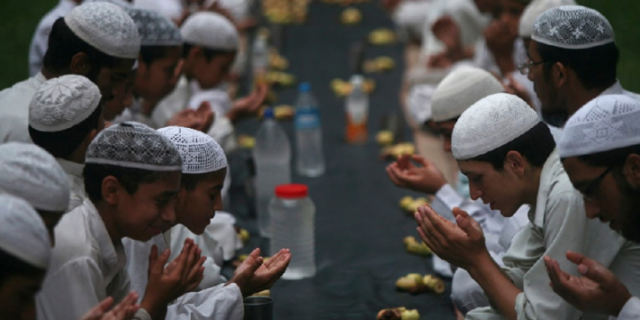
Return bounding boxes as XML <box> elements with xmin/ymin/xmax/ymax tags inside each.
<box><xmin>539</xmin><ymin>87</ymin><xmax>569</xmax><ymax>127</ymax></box>
<box><xmin>618</xmin><ymin>179</ymin><xmax>640</xmax><ymax>243</ymax></box>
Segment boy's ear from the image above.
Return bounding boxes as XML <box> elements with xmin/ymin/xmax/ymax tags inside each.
<box><xmin>505</xmin><ymin>150</ymin><xmax>526</xmax><ymax>177</ymax></box>
<box><xmin>101</xmin><ymin>176</ymin><xmax>122</xmax><ymax>205</ymax></box>
<box><xmin>69</xmin><ymin>52</ymin><xmax>93</xmax><ymax>77</ymax></box>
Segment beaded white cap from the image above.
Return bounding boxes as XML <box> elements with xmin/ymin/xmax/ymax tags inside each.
<box><xmin>157</xmin><ymin>126</ymin><xmax>228</xmax><ymax>174</ymax></box>
<box><xmin>532</xmin><ymin>5</ymin><xmax>614</xmax><ymax>49</ymax></box>
<box><xmin>181</xmin><ymin>12</ymin><xmax>239</xmax><ymax>51</ymax></box>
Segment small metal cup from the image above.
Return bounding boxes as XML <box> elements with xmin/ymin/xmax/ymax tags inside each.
<box><xmin>243</xmin><ymin>296</ymin><xmax>273</xmax><ymax>320</ymax></box>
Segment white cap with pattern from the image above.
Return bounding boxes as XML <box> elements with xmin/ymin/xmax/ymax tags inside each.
<box><xmin>452</xmin><ymin>93</ymin><xmax>540</xmax><ymax>160</ymax></box>
<box><xmin>86</xmin><ymin>122</ymin><xmax>182</xmax><ymax>171</ymax></box>
<box><xmin>65</xmin><ymin>2</ymin><xmax>141</xmax><ymax>59</ymax></box>
<box><xmin>0</xmin><ymin>143</ymin><xmax>70</xmax><ymax>212</ymax></box>
<box><xmin>181</xmin><ymin>12</ymin><xmax>239</xmax><ymax>51</ymax></box>
<box><xmin>157</xmin><ymin>126</ymin><xmax>228</xmax><ymax>174</ymax></box>
<box><xmin>0</xmin><ymin>193</ymin><xmax>51</xmax><ymax>269</ymax></box>
<box><xmin>532</xmin><ymin>5</ymin><xmax>614</xmax><ymax>49</ymax></box>
<box><xmin>431</xmin><ymin>67</ymin><xmax>504</xmax><ymax>123</ymax></box>
<box><xmin>29</xmin><ymin>75</ymin><xmax>101</xmax><ymax>132</ymax></box>
<box><xmin>126</xmin><ymin>7</ymin><xmax>182</xmax><ymax>46</ymax></box>
<box><xmin>519</xmin><ymin>0</ymin><xmax>577</xmax><ymax>38</ymax></box>
<box><xmin>83</xmin><ymin>0</ymin><xmax>133</xmax><ymax>9</ymax></box>
<box><xmin>559</xmin><ymin>95</ymin><xmax>640</xmax><ymax>158</ymax></box>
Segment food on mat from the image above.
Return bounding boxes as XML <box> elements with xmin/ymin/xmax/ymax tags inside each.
<box><xmin>376</xmin><ymin>307</ymin><xmax>420</xmax><ymax>320</ymax></box>
<box><xmin>269</xmin><ymin>50</ymin><xmax>289</xmax><ymax>70</ymax></box>
<box><xmin>251</xmin><ymin>289</ymin><xmax>271</xmax><ymax>297</ymax></box>
<box><xmin>266</xmin><ymin>71</ymin><xmax>296</xmax><ymax>87</ymax></box>
<box><xmin>238</xmin><ymin>228</ymin><xmax>250</xmax><ymax>243</ymax></box>
<box><xmin>403</xmin><ymin>236</ymin><xmax>432</xmax><ymax>256</ymax></box>
<box><xmin>341</xmin><ymin>7</ymin><xmax>362</xmax><ymax>24</ymax></box>
<box><xmin>369</xmin><ymin>28</ymin><xmax>396</xmax><ymax>45</ymax></box>
<box><xmin>331</xmin><ymin>78</ymin><xmax>376</xmax><ymax>96</ymax></box>
<box><xmin>380</xmin><ymin>143</ymin><xmax>415</xmax><ymax>160</ymax></box>
<box><xmin>376</xmin><ymin>130</ymin><xmax>394</xmax><ymax>146</ymax></box>
<box><xmin>396</xmin><ymin>273</ymin><xmax>445</xmax><ymax>294</ymax></box>
<box><xmin>238</xmin><ymin>135</ymin><xmax>256</xmax><ymax>149</ymax></box>
<box><xmin>364</xmin><ymin>56</ymin><xmax>395</xmax><ymax>73</ymax></box>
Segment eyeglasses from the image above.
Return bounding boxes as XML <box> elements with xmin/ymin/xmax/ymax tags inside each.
<box><xmin>517</xmin><ymin>60</ymin><xmax>550</xmax><ymax>75</ymax></box>
<box><xmin>581</xmin><ymin>167</ymin><xmax>613</xmax><ymax>201</ymax></box>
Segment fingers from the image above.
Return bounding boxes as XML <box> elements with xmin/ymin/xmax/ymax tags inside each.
<box><xmin>411</xmin><ymin>154</ymin><xmax>430</xmax><ymax>167</ymax></box>
<box><xmin>452</xmin><ymin>208</ymin><xmax>481</xmax><ymax>237</ymax></box>
<box><xmin>414</xmin><ymin>210</ymin><xmax>440</xmax><ymax>252</ymax></box>
<box><xmin>386</xmin><ymin>164</ymin><xmax>406</xmax><ymax>187</ymax></box>
<box><xmin>566</xmin><ymin>252</ymin><xmax>612</xmax><ymax>285</ymax></box>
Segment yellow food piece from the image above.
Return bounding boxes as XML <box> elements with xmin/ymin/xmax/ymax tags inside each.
<box><xmin>251</xmin><ymin>289</ymin><xmax>271</xmax><ymax>297</ymax></box>
<box><xmin>403</xmin><ymin>236</ymin><xmax>432</xmax><ymax>256</ymax></box>
<box><xmin>238</xmin><ymin>135</ymin><xmax>256</xmax><ymax>149</ymax></box>
<box><xmin>423</xmin><ymin>275</ymin><xmax>445</xmax><ymax>294</ymax></box>
<box><xmin>341</xmin><ymin>7</ymin><xmax>362</xmax><ymax>24</ymax></box>
<box><xmin>381</xmin><ymin>143</ymin><xmax>415</xmax><ymax>160</ymax></box>
<box><xmin>396</xmin><ymin>272</ymin><xmax>444</xmax><ymax>295</ymax></box>
<box><xmin>376</xmin><ymin>130</ymin><xmax>394</xmax><ymax>146</ymax></box>
<box><xmin>330</xmin><ymin>78</ymin><xmax>376</xmax><ymax>97</ymax></box>
<box><xmin>238</xmin><ymin>228</ymin><xmax>250</xmax><ymax>243</ymax></box>
<box><xmin>399</xmin><ymin>196</ymin><xmax>414</xmax><ymax>211</ymax></box>
<box><xmin>401</xmin><ymin>309</ymin><xmax>420</xmax><ymax>320</ymax></box>
<box><xmin>369</xmin><ymin>28</ymin><xmax>396</xmax><ymax>45</ymax></box>
<box><xmin>364</xmin><ymin>56</ymin><xmax>396</xmax><ymax>73</ymax></box>
<box><xmin>269</xmin><ymin>50</ymin><xmax>289</xmax><ymax>70</ymax></box>
<box><xmin>274</xmin><ymin>105</ymin><xmax>296</xmax><ymax>120</ymax></box>
<box><xmin>266</xmin><ymin>71</ymin><xmax>296</xmax><ymax>87</ymax></box>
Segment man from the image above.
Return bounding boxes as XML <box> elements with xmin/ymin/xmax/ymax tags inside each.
<box><xmin>153</xmin><ymin>11</ymin><xmax>267</xmax><ymax>152</ymax></box>
<box><xmin>124</xmin><ymin>127</ymin><xmax>291</xmax><ymax>320</ymax></box>
<box><xmin>544</xmin><ymin>95</ymin><xmax>640</xmax><ymax>320</ymax></box>
<box><xmin>414</xmin><ymin>93</ymin><xmax>640</xmax><ymax>320</ymax></box>
<box><xmin>0</xmin><ymin>2</ymin><xmax>139</xmax><ymax>143</ymax></box>
<box><xmin>388</xmin><ymin>67</ymin><xmax>528</xmax><ymax>315</ymax></box>
<box><xmin>28</xmin><ymin>75</ymin><xmax>104</xmax><ymax>211</ymax></box>
<box><xmin>525</xmin><ymin>5</ymin><xmax>640</xmax><ymax>128</ymax></box>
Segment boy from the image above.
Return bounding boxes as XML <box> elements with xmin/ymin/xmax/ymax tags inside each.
<box><xmin>415</xmin><ymin>93</ymin><xmax>640</xmax><ymax>320</ymax></box>
<box><xmin>124</xmin><ymin>126</ymin><xmax>291</xmax><ymax>319</ymax></box>
<box><xmin>36</xmin><ymin>122</ymin><xmax>205</xmax><ymax>320</ymax></box>
<box><xmin>0</xmin><ymin>2</ymin><xmax>139</xmax><ymax>143</ymax></box>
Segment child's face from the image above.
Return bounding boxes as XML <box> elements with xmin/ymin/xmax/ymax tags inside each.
<box><xmin>191</xmin><ymin>51</ymin><xmax>237</xmax><ymax>89</ymax></box>
<box><xmin>136</xmin><ymin>46</ymin><xmax>183</xmax><ymax>103</ymax></box>
<box><xmin>176</xmin><ymin>168</ymin><xmax>227</xmax><ymax>235</ymax></box>
<box><xmin>0</xmin><ymin>272</ymin><xmax>45</xmax><ymax>320</ymax></box>
<box><xmin>115</xmin><ymin>171</ymin><xmax>181</xmax><ymax>241</ymax></box>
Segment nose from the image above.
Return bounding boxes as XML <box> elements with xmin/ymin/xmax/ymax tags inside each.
<box><xmin>161</xmin><ymin>200</ymin><xmax>178</xmax><ymax>225</ymax></box>
<box><xmin>468</xmin><ymin>183</ymin><xmax>482</xmax><ymax>201</ymax></box>
<box><xmin>443</xmin><ymin>138</ymin><xmax>452</xmax><ymax>152</ymax></box>
<box><xmin>583</xmin><ymin>198</ymin><xmax>601</xmax><ymax>220</ymax></box>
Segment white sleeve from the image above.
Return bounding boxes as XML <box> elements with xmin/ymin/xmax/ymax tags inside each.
<box><xmin>167</xmin><ymin>283</ymin><xmax>244</xmax><ymax>320</ymax></box>
<box><xmin>170</xmin><ymin>225</ymin><xmax>226</xmax><ymax>290</ymax></box>
<box><xmin>616</xmin><ymin>297</ymin><xmax>640</xmax><ymax>320</ymax></box>
<box><xmin>431</xmin><ymin>184</ymin><xmax>492</xmax><ymax>229</ymax></box>
<box><xmin>36</xmin><ymin>258</ymin><xmax>109</xmax><ymax>320</ymax></box>
<box><xmin>152</xmin><ymin>76</ymin><xmax>190</xmax><ymax>127</ymax></box>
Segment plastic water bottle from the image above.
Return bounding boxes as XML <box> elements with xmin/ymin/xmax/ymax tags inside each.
<box><xmin>252</xmin><ymin>28</ymin><xmax>269</xmax><ymax>75</ymax></box>
<box><xmin>294</xmin><ymin>83</ymin><xmax>325</xmax><ymax>177</ymax></box>
<box><xmin>270</xmin><ymin>184</ymin><xmax>316</xmax><ymax>279</ymax></box>
<box><xmin>253</xmin><ymin>108</ymin><xmax>291</xmax><ymax>237</ymax></box>
<box><xmin>345</xmin><ymin>75</ymin><xmax>369</xmax><ymax>144</ymax></box>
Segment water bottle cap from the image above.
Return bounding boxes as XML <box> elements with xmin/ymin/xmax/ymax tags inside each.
<box><xmin>263</xmin><ymin>108</ymin><xmax>274</xmax><ymax>119</ymax></box>
<box><xmin>298</xmin><ymin>82</ymin><xmax>311</xmax><ymax>92</ymax></box>
<box><xmin>275</xmin><ymin>184</ymin><xmax>308</xmax><ymax>199</ymax></box>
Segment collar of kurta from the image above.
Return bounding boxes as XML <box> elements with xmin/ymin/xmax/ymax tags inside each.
<box><xmin>83</xmin><ymin>198</ymin><xmax>127</xmax><ymax>285</ymax></box>
<box><xmin>600</xmin><ymin>80</ymin><xmax>624</xmax><ymax>96</ymax></box>
<box><xmin>529</xmin><ymin>148</ymin><xmax>562</xmax><ymax>228</ymax></box>
<box><xmin>56</xmin><ymin>157</ymin><xmax>84</xmax><ymax>179</ymax></box>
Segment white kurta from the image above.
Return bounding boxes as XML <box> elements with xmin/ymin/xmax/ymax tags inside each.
<box><xmin>0</xmin><ymin>73</ymin><xmax>47</xmax><ymax>143</ymax></box>
<box><xmin>56</xmin><ymin>158</ymin><xmax>86</xmax><ymax>211</ymax></box>
<box><xmin>122</xmin><ymin>232</ymin><xmax>244</xmax><ymax>320</ymax></box>
<box><xmin>617</xmin><ymin>297</ymin><xmax>640</xmax><ymax>320</ymax></box>
<box><xmin>466</xmin><ymin>149</ymin><xmax>640</xmax><ymax>320</ymax></box>
<box><xmin>28</xmin><ymin>0</ymin><xmax>78</xmax><ymax>77</ymax></box>
<box><xmin>152</xmin><ymin>76</ymin><xmax>238</xmax><ymax>153</ymax></box>
<box><xmin>36</xmin><ymin>199</ymin><xmax>151</xmax><ymax>320</ymax></box>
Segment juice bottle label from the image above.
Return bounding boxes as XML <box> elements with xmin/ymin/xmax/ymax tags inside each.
<box><xmin>295</xmin><ymin>108</ymin><xmax>320</xmax><ymax>130</ymax></box>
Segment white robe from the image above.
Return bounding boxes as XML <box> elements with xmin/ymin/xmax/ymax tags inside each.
<box><xmin>392</xmin><ymin>0</ymin><xmax>433</xmax><ymax>42</ymax></box>
<box><xmin>123</xmin><ymin>231</ymin><xmax>244</xmax><ymax>320</ymax></box>
<box><xmin>152</xmin><ymin>76</ymin><xmax>238</xmax><ymax>153</ymax></box>
<box><xmin>56</xmin><ymin>157</ymin><xmax>86</xmax><ymax>211</ymax></box>
<box><xmin>618</xmin><ymin>297</ymin><xmax>640</xmax><ymax>320</ymax></box>
<box><xmin>36</xmin><ymin>199</ymin><xmax>151</xmax><ymax>320</ymax></box>
<box><xmin>0</xmin><ymin>73</ymin><xmax>47</xmax><ymax>143</ymax></box>
<box><xmin>28</xmin><ymin>0</ymin><xmax>78</xmax><ymax>77</ymax></box>
<box><xmin>466</xmin><ymin>149</ymin><xmax>640</xmax><ymax>320</ymax></box>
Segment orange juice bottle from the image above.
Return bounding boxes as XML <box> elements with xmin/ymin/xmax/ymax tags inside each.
<box><xmin>345</xmin><ymin>75</ymin><xmax>369</xmax><ymax>144</ymax></box>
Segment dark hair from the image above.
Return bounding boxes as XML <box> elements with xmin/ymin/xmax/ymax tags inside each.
<box><xmin>575</xmin><ymin>144</ymin><xmax>640</xmax><ymax>168</ymax></box>
<box><xmin>471</xmin><ymin>122</ymin><xmax>556</xmax><ymax>171</ymax></box>
<box><xmin>83</xmin><ymin>163</ymin><xmax>170</xmax><ymax>202</ymax></box>
<box><xmin>0</xmin><ymin>249</ymin><xmax>45</xmax><ymax>287</ymax></box>
<box><xmin>183</xmin><ymin>43</ymin><xmax>235</xmax><ymax>62</ymax></box>
<box><xmin>536</xmin><ymin>41</ymin><xmax>619</xmax><ymax>90</ymax></box>
<box><xmin>43</xmin><ymin>18</ymin><xmax>117</xmax><ymax>80</ymax></box>
<box><xmin>29</xmin><ymin>104</ymin><xmax>103</xmax><ymax>158</ymax></box>
<box><xmin>139</xmin><ymin>45</ymin><xmax>181</xmax><ymax>65</ymax></box>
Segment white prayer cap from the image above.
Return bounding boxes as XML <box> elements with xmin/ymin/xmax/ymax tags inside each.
<box><xmin>29</xmin><ymin>75</ymin><xmax>101</xmax><ymax>132</ymax></box>
<box><xmin>65</xmin><ymin>2</ymin><xmax>141</xmax><ymax>59</ymax></box>
<box><xmin>519</xmin><ymin>0</ymin><xmax>577</xmax><ymax>38</ymax></box>
<box><xmin>532</xmin><ymin>5</ymin><xmax>614</xmax><ymax>49</ymax></box>
<box><xmin>431</xmin><ymin>67</ymin><xmax>504</xmax><ymax>123</ymax></box>
<box><xmin>0</xmin><ymin>143</ymin><xmax>70</xmax><ymax>212</ymax></box>
<box><xmin>0</xmin><ymin>193</ymin><xmax>51</xmax><ymax>269</ymax></box>
<box><xmin>559</xmin><ymin>95</ymin><xmax>640</xmax><ymax>158</ymax></box>
<box><xmin>126</xmin><ymin>7</ymin><xmax>183</xmax><ymax>46</ymax></box>
<box><xmin>157</xmin><ymin>126</ymin><xmax>228</xmax><ymax>174</ymax></box>
<box><xmin>86</xmin><ymin>122</ymin><xmax>182</xmax><ymax>171</ymax></box>
<box><xmin>408</xmin><ymin>84</ymin><xmax>434</xmax><ymax>125</ymax></box>
<box><xmin>181</xmin><ymin>12</ymin><xmax>239</xmax><ymax>51</ymax></box>
<box><xmin>83</xmin><ymin>0</ymin><xmax>133</xmax><ymax>9</ymax></box>
<box><xmin>452</xmin><ymin>93</ymin><xmax>540</xmax><ymax>160</ymax></box>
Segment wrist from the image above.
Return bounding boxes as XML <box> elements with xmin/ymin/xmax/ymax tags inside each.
<box><xmin>613</xmin><ymin>292</ymin><xmax>633</xmax><ymax>316</ymax></box>
<box><xmin>466</xmin><ymin>249</ymin><xmax>495</xmax><ymax>279</ymax></box>
<box><xmin>140</xmin><ymin>296</ymin><xmax>162</xmax><ymax>319</ymax></box>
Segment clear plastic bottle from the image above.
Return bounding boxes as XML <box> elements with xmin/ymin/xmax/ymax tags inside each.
<box><xmin>345</xmin><ymin>75</ymin><xmax>369</xmax><ymax>144</ymax></box>
<box><xmin>253</xmin><ymin>108</ymin><xmax>291</xmax><ymax>237</ymax></box>
<box><xmin>269</xmin><ymin>184</ymin><xmax>316</xmax><ymax>279</ymax></box>
<box><xmin>294</xmin><ymin>82</ymin><xmax>325</xmax><ymax>177</ymax></box>
<box><xmin>252</xmin><ymin>28</ymin><xmax>269</xmax><ymax>74</ymax></box>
